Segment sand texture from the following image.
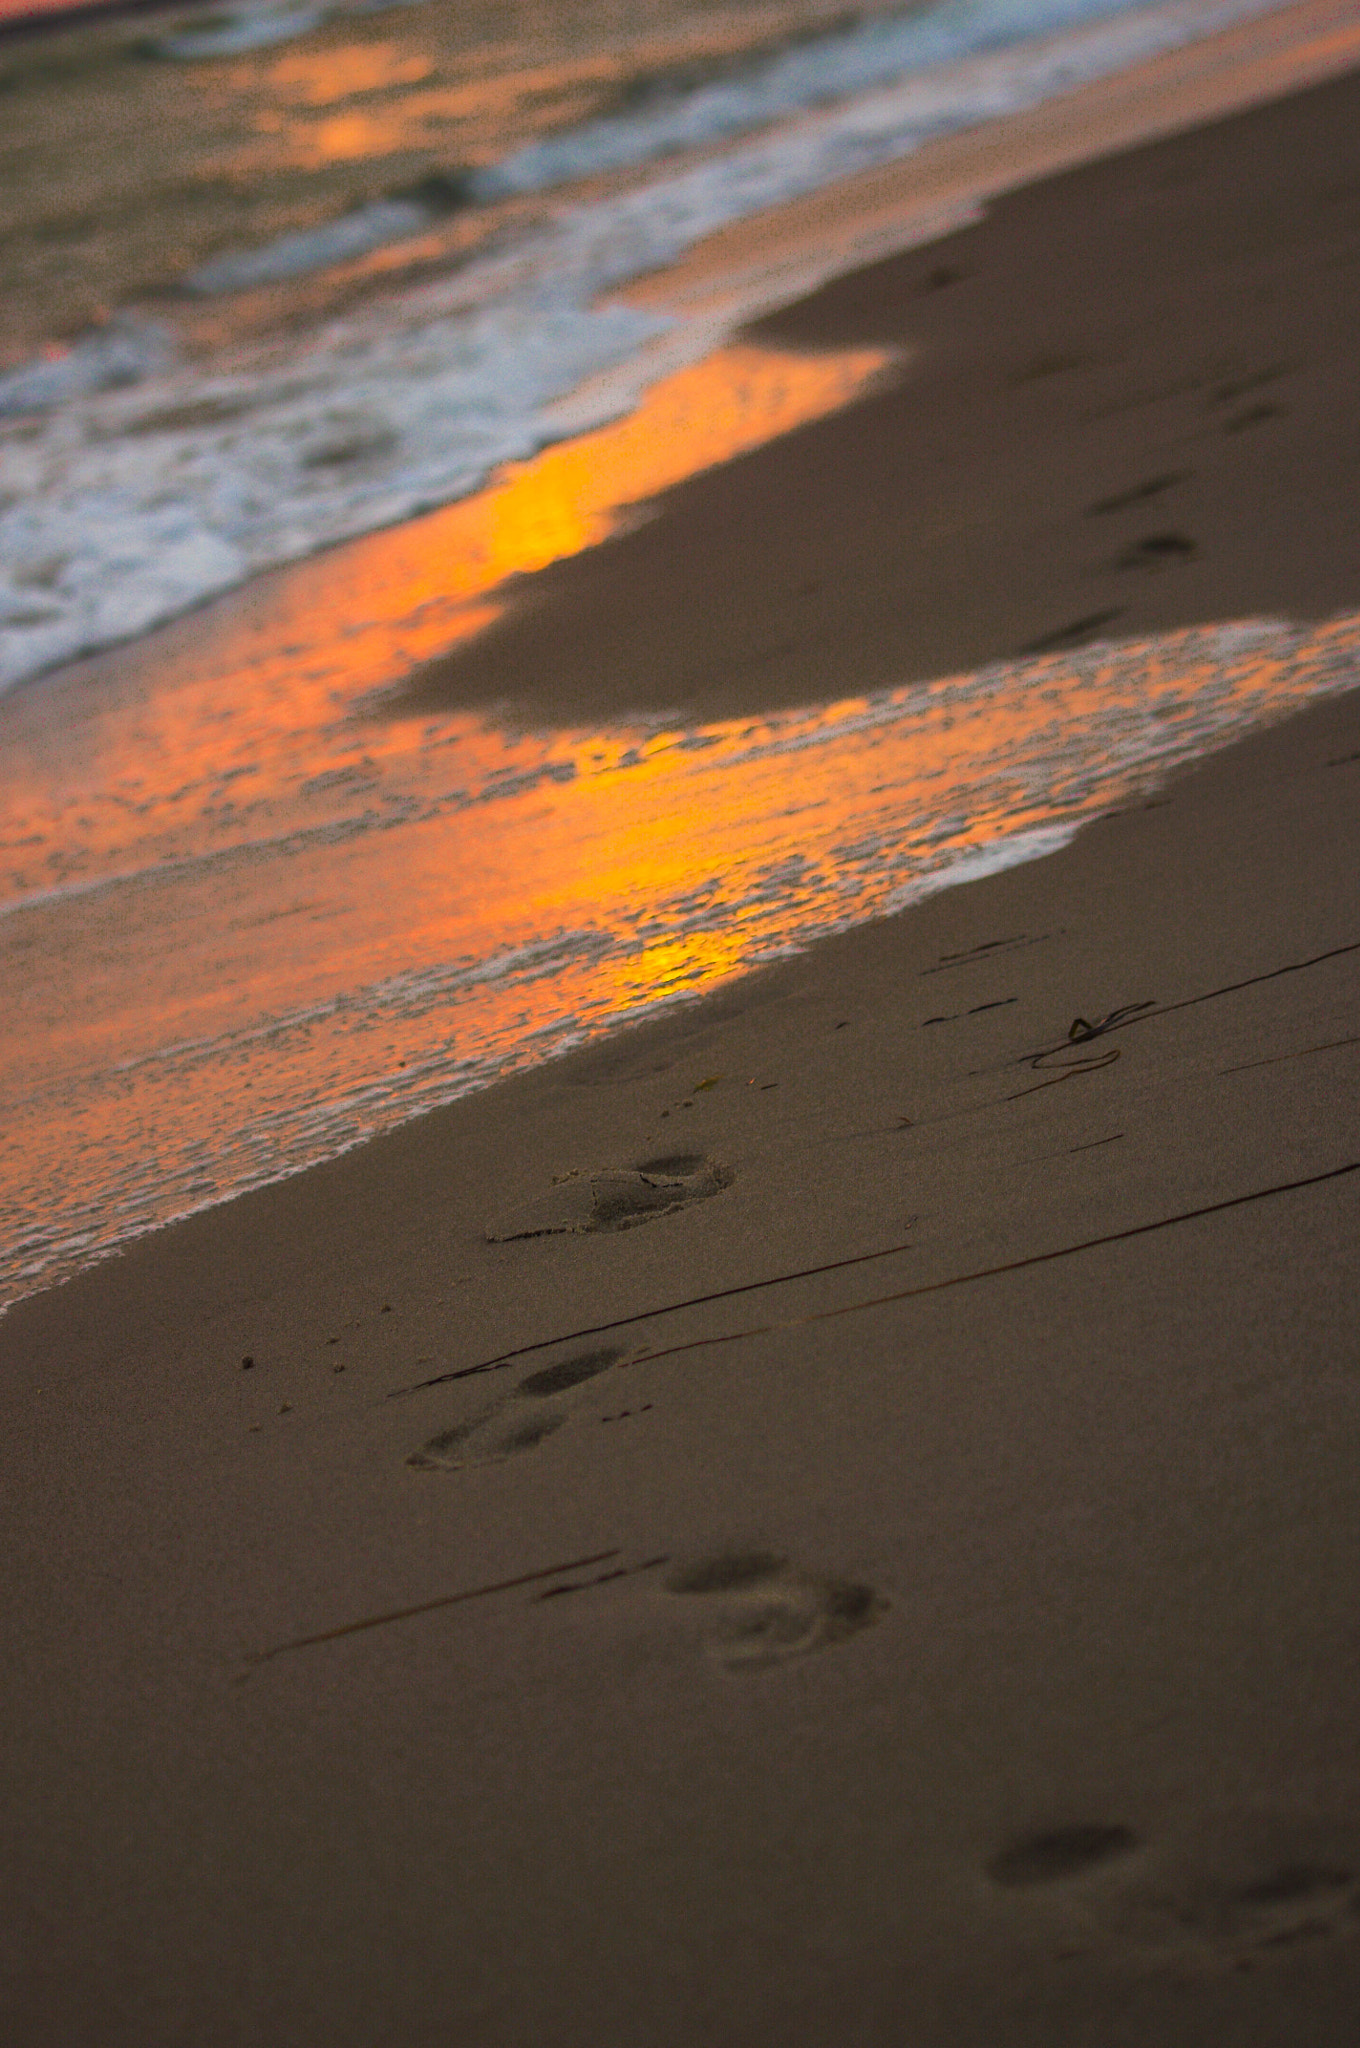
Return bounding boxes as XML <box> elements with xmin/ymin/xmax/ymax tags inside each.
<box><xmin>391</xmin><ymin>62</ymin><xmax>1360</xmax><ymax>728</ymax></box>
<box><xmin>4</xmin><ymin>60</ymin><xmax>1360</xmax><ymax>2048</ymax></box>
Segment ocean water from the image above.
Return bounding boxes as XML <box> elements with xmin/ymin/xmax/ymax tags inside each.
<box><xmin>2</xmin><ymin>0</ymin><xmax>1358</xmax><ymax>1305</ymax></box>
<box><xmin>0</xmin><ymin>0</ymin><xmax>1292</xmax><ymax>692</ymax></box>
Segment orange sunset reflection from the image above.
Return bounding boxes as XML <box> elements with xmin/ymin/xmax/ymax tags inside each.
<box><xmin>2</xmin><ymin>331</ymin><xmax>1357</xmax><ymax>1303</ymax></box>
<box><xmin>0</xmin><ymin>341</ymin><xmax>892</xmax><ymax>892</ymax></box>
<box><xmin>222</xmin><ymin>55</ymin><xmax>647</xmax><ymax>175</ymax></box>
<box><xmin>259</xmin><ymin>45</ymin><xmax>436</xmax><ymax>106</ymax></box>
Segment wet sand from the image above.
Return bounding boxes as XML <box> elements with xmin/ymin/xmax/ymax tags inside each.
<box><xmin>393</xmin><ymin>58</ymin><xmax>1360</xmax><ymax>727</ymax></box>
<box><xmin>4</xmin><ymin>55</ymin><xmax>1360</xmax><ymax>2048</ymax></box>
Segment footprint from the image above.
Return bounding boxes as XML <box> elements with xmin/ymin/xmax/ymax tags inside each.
<box><xmin>1087</xmin><ymin>472</ymin><xmax>1189</xmax><ymax>516</ymax></box>
<box><xmin>517</xmin><ymin>1346</ymin><xmax>620</xmax><ymax>1398</ymax></box>
<box><xmin>409</xmin><ymin>1346</ymin><xmax>622</xmax><ymax>1469</ymax></box>
<box><xmin>1223</xmin><ymin>401</ymin><xmax>1284</xmax><ymax>433</ymax></box>
<box><xmin>408</xmin><ymin>1403</ymin><xmax>567</xmax><ymax>1470</ymax></box>
<box><xmin>1115</xmin><ymin>532</ymin><xmax>1197</xmax><ymax>570</ymax></box>
<box><xmin>988</xmin><ymin>1824</ymin><xmax>1139</xmax><ymax>1888</ymax></box>
<box><xmin>486</xmin><ymin>1156</ymin><xmax>730</xmax><ymax>1241</ymax></box>
<box><xmin>1207</xmin><ymin>362</ymin><xmax>1289</xmax><ymax>407</ymax></box>
<box><xmin>665</xmin><ymin>1551</ymin><xmax>885</xmax><ymax>1670</ymax></box>
<box><xmin>990</xmin><ymin>1812</ymin><xmax>1360</xmax><ymax>1975</ymax></box>
<box><xmin>1114</xmin><ymin>1835</ymin><xmax>1360</xmax><ymax>1972</ymax></box>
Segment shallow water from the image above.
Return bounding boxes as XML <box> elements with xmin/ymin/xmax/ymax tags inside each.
<box><xmin>0</xmin><ymin>0</ymin><xmax>1291</xmax><ymax>692</ymax></box>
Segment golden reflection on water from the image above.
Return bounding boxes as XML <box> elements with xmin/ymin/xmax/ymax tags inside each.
<box><xmin>222</xmin><ymin>51</ymin><xmax>675</xmax><ymax>174</ymax></box>
<box><xmin>0</xmin><ymin>341</ymin><xmax>891</xmax><ymax>892</ymax></box>
<box><xmin>475</xmin><ymin>342</ymin><xmax>894</xmax><ymax>596</ymax></box>
<box><xmin>259</xmin><ymin>45</ymin><xmax>437</xmax><ymax>107</ymax></box>
<box><xmin>2</xmin><ymin>326</ymin><xmax>1358</xmax><ymax>1301</ymax></box>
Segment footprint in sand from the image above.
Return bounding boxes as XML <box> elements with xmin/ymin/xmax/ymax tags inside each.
<box><xmin>408</xmin><ymin>1346</ymin><xmax>621</xmax><ymax>1470</ymax></box>
<box><xmin>988</xmin><ymin>1824</ymin><xmax>1139</xmax><ymax>1889</ymax></box>
<box><xmin>1086</xmin><ymin>471</ymin><xmax>1190</xmax><ymax>516</ymax></box>
<box><xmin>987</xmin><ymin>1813</ymin><xmax>1360</xmax><ymax>1974</ymax></box>
<box><xmin>485</xmin><ymin>1154</ymin><xmax>730</xmax><ymax>1242</ymax></box>
<box><xmin>1112</xmin><ymin>1828</ymin><xmax>1360</xmax><ymax>1973</ymax></box>
<box><xmin>1114</xmin><ymin>531</ymin><xmax>1197</xmax><ymax>571</ymax></box>
<box><xmin>665</xmin><ymin>1551</ymin><xmax>885</xmax><ymax>1670</ymax></box>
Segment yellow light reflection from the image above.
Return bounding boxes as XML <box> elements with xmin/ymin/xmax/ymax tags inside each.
<box><xmin>0</xmin><ymin>341</ymin><xmax>891</xmax><ymax>892</ymax></box>
<box><xmin>261</xmin><ymin>45</ymin><xmax>435</xmax><ymax>106</ymax></box>
<box><xmin>4</xmin><ymin>601</ymin><xmax>1359</xmax><ymax>1304</ymax></box>
<box><xmin>224</xmin><ymin>63</ymin><xmax>624</xmax><ymax>174</ymax></box>
<box><xmin>480</xmin><ymin>342</ymin><xmax>892</xmax><ymax>591</ymax></box>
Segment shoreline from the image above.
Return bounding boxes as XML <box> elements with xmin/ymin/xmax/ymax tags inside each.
<box><xmin>8</xmin><ymin>50</ymin><xmax>1360</xmax><ymax>1309</ymax></box>
<box><xmin>397</xmin><ymin>57</ymin><xmax>1360</xmax><ymax>725</ymax></box>
<box><xmin>4</xmin><ymin>42</ymin><xmax>1360</xmax><ymax>2045</ymax></box>
<box><xmin>3</xmin><ymin>0</ymin><xmax>1352</xmax><ymax>697</ymax></box>
<box><xmin>616</xmin><ymin>0</ymin><xmax>1360</xmax><ymax>329</ymax></box>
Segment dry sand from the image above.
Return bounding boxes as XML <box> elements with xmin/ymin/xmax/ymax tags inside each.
<box><xmin>4</xmin><ymin>56</ymin><xmax>1360</xmax><ymax>2048</ymax></box>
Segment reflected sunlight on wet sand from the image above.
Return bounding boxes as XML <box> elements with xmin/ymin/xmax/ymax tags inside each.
<box><xmin>2</xmin><ymin>331</ymin><xmax>1356</xmax><ymax>1298</ymax></box>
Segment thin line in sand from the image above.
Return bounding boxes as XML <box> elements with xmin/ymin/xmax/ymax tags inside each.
<box><xmin>616</xmin><ymin>1159</ymin><xmax>1360</xmax><ymax>1371</ymax></box>
<box><xmin>842</xmin><ymin>1042</ymin><xmax>1124</xmax><ymax>1138</ymax></box>
<box><xmin>388</xmin><ymin>1234</ymin><xmax>924</xmax><ymax>1397</ymax></box>
<box><xmin>252</xmin><ymin>1548</ymin><xmax>621</xmax><ymax>1662</ymax></box>
<box><xmin>1223</xmin><ymin>1030</ymin><xmax>1360</xmax><ymax>1074</ymax></box>
<box><xmin>396</xmin><ymin>1159</ymin><xmax>1360</xmax><ymax>1399</ymax></box>
<box><xmin>392</xmin><ymin>938</ymin><xmax>1360</xmax><ymax>1400</ymax></box>
<box><xmin>275</xmin><ymin>1180</ymin><xmax>1360</xmax><ymax>1656</ymax></box>
<box><xmin>1009</xmin><ymin>936</ymin><xmax>1360</xmax><ymax>1069</ymax></box>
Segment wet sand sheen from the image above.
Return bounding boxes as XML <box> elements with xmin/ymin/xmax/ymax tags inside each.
<box><xmin>3</xmin><ymin>45</ymin><xmax>1360</xmax><ymax>2048</ymax></box>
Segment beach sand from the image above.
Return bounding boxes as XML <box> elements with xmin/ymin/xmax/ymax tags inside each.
<box><xmin>4</xmin><ymin>55</ymin><xmax>1360</xmax><ymax>2048</ymax></box>
<box><xmin>393</xmin><ymin>54</ymin><xmax>1360</xmax><ymax>729</ymax></box>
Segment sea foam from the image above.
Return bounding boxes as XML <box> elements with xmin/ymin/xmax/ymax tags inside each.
<box><xmin>0</xmin><ymin>0</ymin><xmax>1287</xmax><ymax>696</ymax></box>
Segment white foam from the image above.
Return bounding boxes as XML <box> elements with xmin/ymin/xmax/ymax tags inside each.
<box><xmin>147</xmin><ymin>0</ymin><xmax>433</xmax><ymax>59</ymax></box>
<box><xmin>184</xmin><ymin>197</ymin><xmax>443</xmax><ymax>295</ymax></box>
<box><xmin>150</xmin><ymin>5</ymin><xmax>327</xmax><ymax>60</ymax></box>
<box><xmin>0</xmin><ymin>315</ymin><xmax>177</xmax><ymax>417</ymax></box>
<box><xmin>0</xmin><ymin>0</ymin><xmax>1293</xmax><ymax>696</ymax></box>
<box><xmin>470</xmin><ymin>0</ymin><xmax>1177</xmax><ymax>202</ymax></box>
